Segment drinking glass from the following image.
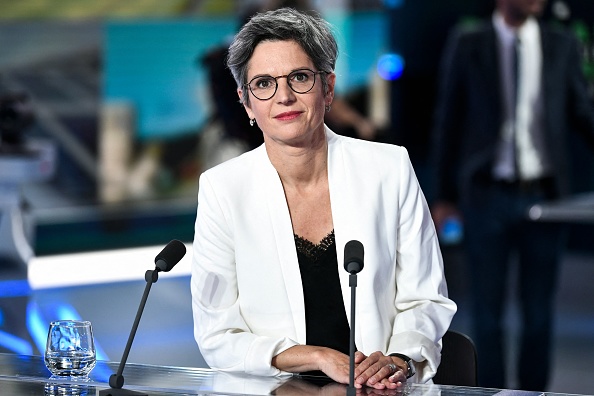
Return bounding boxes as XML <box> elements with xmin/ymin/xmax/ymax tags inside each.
<box><xmin>44</xmin><ymin>320</ymin><xmax>96</xmax><ymax>377</ymax></box>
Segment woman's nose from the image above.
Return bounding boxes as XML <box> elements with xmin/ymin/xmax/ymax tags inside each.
<box><xmin>275</xmin><ymin>77</ymin><xmax>296</xmax><ymax>103</ymax></box>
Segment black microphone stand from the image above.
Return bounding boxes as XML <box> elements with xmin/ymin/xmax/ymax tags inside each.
<box><xmin>99</xmin><ymin>269</ymin><xmax>159</xmax><ymax>396</ymax></box>
<box><xmin>347</xmin><ymin>272</ymin><xmax>358</xmax><ymax>396</ymax></box>
<box><xmin>343</xmin><ymin>240</ymin><xmax>363</xmax><ymax>396</ymax></box>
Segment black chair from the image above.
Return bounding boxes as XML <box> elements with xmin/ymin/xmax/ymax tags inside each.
<box><xmin>433</xmin><ymin>330</ymin><xmax>478</xmax><ymax>387</ymax></box>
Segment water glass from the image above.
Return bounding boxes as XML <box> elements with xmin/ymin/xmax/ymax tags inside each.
<box><xmin>44</xmin><ymin>320</ymin><xmax>96</xmax><ymax>377</ymax></box>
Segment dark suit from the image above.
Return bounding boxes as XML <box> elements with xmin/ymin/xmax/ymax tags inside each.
<box><xmin>432</xmin><ymin>20</ymin><xmax>594</xmax><ymax>390</ymax></box>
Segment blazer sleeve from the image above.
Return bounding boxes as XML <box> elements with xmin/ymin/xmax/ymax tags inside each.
<box><xmin>191</xmin><ymin>171</ymin><xmax>298</xmax><ymax>376</ymax></box>
<box><xmin>389</xmin><ymin>148</ymin><xmax>457</xmax><ymax>382</ymax></box>
<box><xmin>333</xmin><ymin>136</ymin><xmax>456</xmax><ymax>383</ymax></box>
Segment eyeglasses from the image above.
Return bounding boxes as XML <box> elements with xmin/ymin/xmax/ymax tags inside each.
<box><xmin>245</xmin><ymin>68</ymin><xmax>327</xmax><ymax>101</ymax></box>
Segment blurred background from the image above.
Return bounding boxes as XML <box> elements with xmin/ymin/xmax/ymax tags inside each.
<box><xmin>0</xmin><ymin>0</ymin><xmax>593</xmax><ymax>394</ymax></box>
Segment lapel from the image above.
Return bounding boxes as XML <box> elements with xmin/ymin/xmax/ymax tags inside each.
<box><xmin>326</xmin><ymin>128</ymin><xmax>359</xmax><ymax>328</ymax></box>
<box><xmin>257</xmin><ymin>146</ymin><xmax>307</xmax><ymax>343</ymax></box>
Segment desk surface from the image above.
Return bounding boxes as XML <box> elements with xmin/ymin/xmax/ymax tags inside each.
<box><xmin>0</xmin><ymin>353</ymin><xmax>580</xmax><ymax>396</ymax></box>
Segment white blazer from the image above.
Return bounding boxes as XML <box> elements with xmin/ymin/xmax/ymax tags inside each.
<box><xmin>191</xmin><ymin>127</ymin><xmax>457</xmax><ymax>382</ymax></box>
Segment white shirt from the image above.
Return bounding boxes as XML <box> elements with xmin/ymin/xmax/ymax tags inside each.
<box><xmin>492</xmin><ymin>12</ymin><xmax>550</xmax><ymax>180</ymax></box>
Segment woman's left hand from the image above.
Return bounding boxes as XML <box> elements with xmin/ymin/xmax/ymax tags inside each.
<box><xmin>353</xmin><ymin>351</ymin><xmax>408</xmax><ymax>390</ymax></box>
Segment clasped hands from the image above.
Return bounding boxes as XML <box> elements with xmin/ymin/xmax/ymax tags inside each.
<box><xmin>323</xmin><ymin>350</ymin><xmax>409</xmax><ymax>391</ymax></box>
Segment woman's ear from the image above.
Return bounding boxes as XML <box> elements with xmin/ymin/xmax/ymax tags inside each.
<box><xmin>325</xmin><ymin>72</ymin><xmax>336</xmax><ymax>106</ymax></box>
<box><xmin>238</xmin><ymin>88</ymin><xmax>255</xmax><ymax>120</ymax></box>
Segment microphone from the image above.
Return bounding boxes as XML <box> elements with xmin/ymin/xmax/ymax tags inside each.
<box><xmin>344</xmin><ymin>240</ymin><xmax>364</xmax><ymax>274</ymax></box>
<box><xmin>99</xmin><ymin>240</ymin><xmax>186</xmax><ymax>396</ymax></box>
<box><xmin>344</xmin><ymin>240</ymin><xmax>364</xmax><ymax>396</ymax></box>
<box><xmin>155</xmin><ymin>239</ymin><xmax>186</xmax><ymax>272</ymax></box>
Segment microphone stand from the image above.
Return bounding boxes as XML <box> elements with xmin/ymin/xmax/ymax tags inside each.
<box><xmin>347</xmin><ymin>272</ymin><xmax>358</xmax><ymax>396</ymax></box>
<box><xmin>99</xmin><ymin>269</ymin><xmax>159</xmax><ymax>396</ymax></box>
<box><xmin>343</xmin><ymin>240</ymin><xmax>364</xmax><ymax>396</ymax></box>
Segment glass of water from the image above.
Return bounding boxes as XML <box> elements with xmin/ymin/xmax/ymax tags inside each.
<box><xmin>44</xmin><ymin>320</ymin><xmax>96</xmax><ymax>377</ymax></box>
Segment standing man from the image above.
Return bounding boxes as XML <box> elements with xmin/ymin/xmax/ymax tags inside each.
<box><xmin>431</xmin><ymin>0</ymin><xmax>594</xmax><ymax>391</ymax></box>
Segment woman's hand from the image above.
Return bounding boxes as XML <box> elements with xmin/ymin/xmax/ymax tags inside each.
<box><xmin>273</xmin><ymin>346</ymin><xmax>408</xmax><ymax>391</ymax></box>
<box><xmin>353</xmin><ymin>351</ymin><xmax>408</xmax><ymax>390</ymax></box>
<box><xmin>316</xmin><ymin>349</ymin><xmax>368</xmax><ymax>385</ymax></box>
<box><xmin>272</xmin><ymin>345</ymin><xmax>360</xmax><ymax>385</ymax></box>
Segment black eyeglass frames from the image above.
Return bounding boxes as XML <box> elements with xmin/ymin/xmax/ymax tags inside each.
<box><xmin>244</xmin><ymin>68</ymin><xmax>328</xmax><ymax>101</ymax></box>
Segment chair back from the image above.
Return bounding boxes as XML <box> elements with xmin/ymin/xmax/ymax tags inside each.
<box><xmin>433</xmin><ymin>330</ymin><xmax>478</xmax><ymax>387</ymax></box>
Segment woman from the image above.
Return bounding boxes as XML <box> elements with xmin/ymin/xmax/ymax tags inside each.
<box><xmin>191</xmin><ymin>7</ymin><xmax>456</xmax><ymax>391</ymax></box>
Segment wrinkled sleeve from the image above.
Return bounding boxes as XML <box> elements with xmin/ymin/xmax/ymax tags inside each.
<box><xmin>191</xmin><ymin>172</ymin><xmax>298</xmax><ymax>376</ymax></box>
<box><xmin>388</xmin><ymin>149</ymin><xmax>457</xmax><ymax>383</ymax></box>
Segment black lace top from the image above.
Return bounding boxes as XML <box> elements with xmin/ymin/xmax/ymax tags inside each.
<box><xmin>294</xmin><ymin>230</ymin><xmax>351</xmax><ymax>359</ymax></box>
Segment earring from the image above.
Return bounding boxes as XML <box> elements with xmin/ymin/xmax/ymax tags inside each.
<box><xmin>250</xmin><ymin>118</ymin><xmax>255</xmax><ymax>127</ymax></box>
<box><xmin>325</xmin><ymin>105</ymin><xmax>331</xmax><ymax>113</ymax></box>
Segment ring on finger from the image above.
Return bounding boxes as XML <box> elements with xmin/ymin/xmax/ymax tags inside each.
<box><xmin>387</xmin><ymin>363</ymin><xmax>397</xmax><ymax>373</ymax></box>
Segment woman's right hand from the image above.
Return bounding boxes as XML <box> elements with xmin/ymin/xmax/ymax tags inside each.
<box><xmin>272</xmin><ymin>345</ymin><xmax>365</xmax><ymax>385</ymax></box>
<box><xmin>317</xmin><ymin>349</ymin><xmax>368</xmax><ymax>385</ymax></box>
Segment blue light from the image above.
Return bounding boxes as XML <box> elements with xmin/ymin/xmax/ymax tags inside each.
<box><xmin>55</xmin><ymin>305</ymin><xmax>83</xmax><ymax>322</ymax></box>
<box><xmin>27</xmin><ymin>300</ymin><xmax>49</xmax><ymax>354</ymax></box>
<box><xmin>383</xmin><ymin>0</ymin><xmax>404</xmax><ymax>9</ymax></box>
<box><xmin>439</xmin><ymin>217</ymin><xmax>464</xmax><ymax>245</ymax></box>
<box><xmin>0</xmin><ymin>329</ymin><xmax>33</xmax><ymax>355</ymax></box>
<box><xmin>377</xmin><ymin>53</ymin><xmax>405</xmax><ymax>81</ymax></box>
<box><xmin>0</xmin><ymin>279</ymin><xmax>31</xmax><ymax>298</ymax></box>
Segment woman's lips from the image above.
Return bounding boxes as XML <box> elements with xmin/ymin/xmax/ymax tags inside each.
<box><xmin>274</xmin><ymin>111</ymin><xmax>302</xmax><ymax>121</ymax></box>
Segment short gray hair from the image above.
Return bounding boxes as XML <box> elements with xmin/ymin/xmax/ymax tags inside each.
<box><xmin>227</xmin><ymin>7</ymin><xmax>338</xmax><ymax>106</ymax></box>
